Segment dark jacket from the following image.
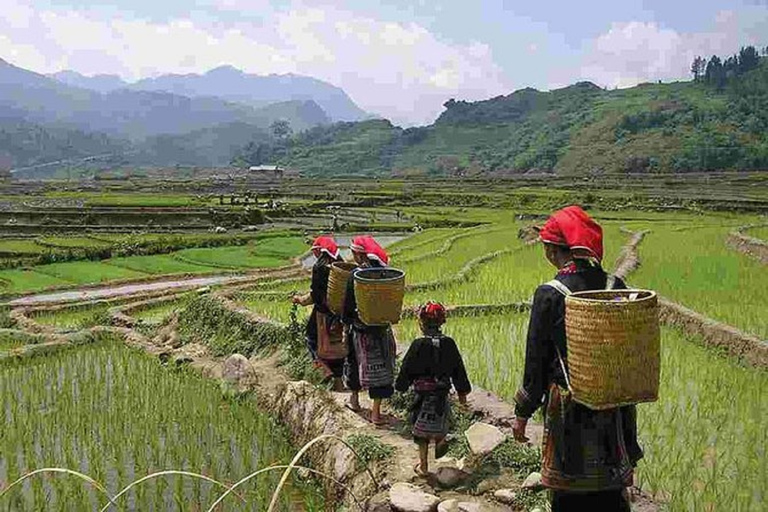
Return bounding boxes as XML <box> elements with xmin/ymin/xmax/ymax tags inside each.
<box><xmin>514</xmin><ymin>261</ymin><xmax>644</xmax><ymax>491</ymax></box>
<box><xmin>395</xmin><ymin>334</ymin><xmax>472</xmax><ymax>395</ymax></box>
<box><xmin>305</xmin><ymin>254</ymin><xmax>336</xmax><ymax>340</ymax></box>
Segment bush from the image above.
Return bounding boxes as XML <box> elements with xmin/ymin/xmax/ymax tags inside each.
<box><xmin>345</xmin><ymin>434</ymin><xmax>394</xmax><ymax>464</ymax></box>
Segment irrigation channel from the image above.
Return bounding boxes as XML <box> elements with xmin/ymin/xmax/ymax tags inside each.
<box><xmin>2</xmin><ymin>221</ymin><xmax>766</xmax><ymax>511</ymax></box>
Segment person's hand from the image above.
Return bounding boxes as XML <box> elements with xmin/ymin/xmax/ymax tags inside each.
<box><xmin>512</xmin><ymin>416</ymin><xmax>529</xmax><ymax>443</ymax></box>
<box><xmin>291</xmin><ymin>295</ymin><xmax>302</xmax><ymax>304</ymax></box>
<box><xmin>458</xmin><ymin>393</ymin><xmax>468</xmax><ymax>406</ymax></box>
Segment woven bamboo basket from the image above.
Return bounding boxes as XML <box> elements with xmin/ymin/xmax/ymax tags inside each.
<box><xmin>326</xmin><ymin>262</ymin><xmax>358</xmax><ymax>315</ymax></box>
<box><xmin>564</xmin><ymin>289</ymin><xmax>660</xmax><ymax>410</ymax></box>
<box><xmin>353</xmin><ymin>268</ymin><xmax>406</xmax><ymax>326</ymax></box>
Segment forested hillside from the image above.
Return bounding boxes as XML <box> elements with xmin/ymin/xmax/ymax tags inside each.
<box><xmin>257</xmin><ymin>49</ymin><xmax>768</xmax><ymax>176</ymax></box>
<box><xmin>0</xmin><ymin>117</ymin><xmax>129</xmax><ymax>170</ymax></box>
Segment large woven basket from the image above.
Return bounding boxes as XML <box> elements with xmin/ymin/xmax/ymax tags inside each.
<box><xmin>353</xmin><ymin>268</ymin><xmax>406</xmax><ymax>326</ymax></box>
<box><xmin>327</xmin><ymin>262</ymin><xmax>357</xmax><ymax>315</ymax></box>
<box><xmin>565</xmin><ymin>289</ymin><xmax>660</xmax><ymax>410</ymax></box>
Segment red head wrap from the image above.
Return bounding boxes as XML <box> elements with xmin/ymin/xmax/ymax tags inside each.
<box><xmin>350</xmin><ymin>235</ymin><xmax>389</xmax><ymax>265</ymax></box>
<box><xmin>311</xmin><ymin>235</ymin><xmax>340</xmax><ymax>260</ymax></box>
<box><xmin>538</xmin><ymin>205</ymin><xmax>603</xmax><ymax>261</ymax></box>
<box><xmin>418</xmin><ymin>301</ymin><xmax>446</xmax><ymax>326</ymax></box>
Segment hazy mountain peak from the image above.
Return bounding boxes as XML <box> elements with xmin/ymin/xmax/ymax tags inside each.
<box><xmin>49</xmin><ymin>69</ymin><xmax>127</xmax><ymax>93</ymax></box>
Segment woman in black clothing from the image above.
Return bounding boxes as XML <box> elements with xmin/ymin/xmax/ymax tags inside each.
<box><xmin>342</xmin><ymin>235</ymin><xmax>397</xmax><ymax>425</ymax></box>
<box><xmin>395</xmin><ymin>301</ymin><xmax>471</xmax><ymax>476</ymax></box>
<box><xmin>292</xmin><ymin>235</ymin><xmax>345</xmax><ymax>387</ymax></box>
<box><xmin>512</xmin><ymin>206</ymin><xmax>643</xmax><ymax>512</ymax></box>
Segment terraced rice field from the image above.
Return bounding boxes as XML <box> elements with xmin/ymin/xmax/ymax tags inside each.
<box><xmin>631</xmin><ymin>223</ymin><xmax>768</xmax><ymax>339</ymax></box>
<box><xmin>0</xmin><ymin>235</ymin><xmax>307</xmax><ymax>296</ymax></box>
<box><xmin>0</xmin><ymin>340</ymin><xmax>323</xmax><ymax>511</ymax></box>
<box><xmin>745</xmin><ymin>225</ymin><xmax>768</xmax><ymax>241</ymax></box>
<box><xmin>38</xmin><ymin>236</ymin><xmax>112</xmax><ymax>249</ymax></box>
<box><xmin>31</xmin><ymin>304</ymin><xmax>111</xmax><ymax>331</ymax></box>
<box><xmin>231</xmin><ymin>211</ymin><xmax>767</xmax><ymax>512</ymax></box>
<box><xmin>3</xmin><ymin>204</ymin><xmax>765</xmax><ymax>512</ymax></box>
<box><xmin>0</xmin><ymin>239</ymin><xmax>46</xmax><ymax>255</ymax></box>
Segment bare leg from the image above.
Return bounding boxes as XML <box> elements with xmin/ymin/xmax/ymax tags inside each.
<box><xmin>371</xmin><ymin>398</ymin><xmax>382</xmax><ymax>424</ymax></box>
<box><xmin>418</xmin><ymin>440</ymin><xmax>429</xmax><ymax>475</ymax></box>
<box><xmin>347</xmin><ymin>390</ymin><xmax>361</xmax><ymax>411</ymax></box>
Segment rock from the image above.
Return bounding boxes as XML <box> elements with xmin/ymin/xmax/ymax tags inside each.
<box><xmin>222</xmin><ymin>354</ymin><xmax>251</xmax><ymax>384</ymax></box>
<box><xmin>475</xmin><ymin>479</ymin><xmax>498</xmax><ymax>495</ymax></box>
<box><xmin>389</xmin><ymin>482</ymin><xmax>440</xmax><ymax>512</ymax></box>
<box><xmin>464</xmin><ymin>422</ymin><xmax>505</xmax><ymax>456</ymax></box>
<box><xmin>437</xmin><ymin>499</ymin><xmax>458</xmax><ymax>512</ymax></box>
<box><xmin>457</xmin><ymin>503</ymin><xmax>481</xmax><ymax>512</ymax></box>
<box><xmin>435</xmin><ymin>466</ymin><xmax>470</xmax><ymax>488</ymax></box>
<box><xmin>521</xmin><ymin>471</ymin><xmax>543</xmax><ymax>491</ymax></box>
<box><xmin>434</xmin><ymin>456</ymin><xmax>460</xmax><ymax>469</ymax></box>
<box><xmin>214</xmin><ymin>226</ymin><xmax>227</xmax><ymax>233</ymax></box>
<box><xmin>367</xmin><ymin>490</ymin><xmax>392</xmax><ymax>512</ymax></box>
<box><xmin>493</xmin><ymin>489</ymin><xmax>516</xmax><ymax>504</ymax></box>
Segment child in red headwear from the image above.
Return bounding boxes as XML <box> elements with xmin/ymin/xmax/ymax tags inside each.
<box><xmin>395</xmin><ymin>301</ymin><xmax>471</xmax><ymax>476</ymax></box>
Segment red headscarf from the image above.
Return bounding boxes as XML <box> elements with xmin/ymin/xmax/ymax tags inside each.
<box><xmin>418</xmin><ymin>301</ymin><xmax>446</xmax><ymax>326</ymax></box>
<box><xmin>350</xmin><ymin>235</ymin><xmax>389</xmax><ymax>265</ymax></box>
<box><xmin>538</xmin><ymin>205</ymin><xmax>603</xmax><ymax>262</ymax></box>
<box><xmin>311</xmin><ymin>235</ymin><xmax>340</xmax><ymax>260</ymax></box>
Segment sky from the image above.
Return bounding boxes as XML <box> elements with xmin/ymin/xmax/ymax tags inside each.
<box><xmin>1</xmin><ymin>0</ymin><xmax>767</xmax><ymax>126</ymax></box>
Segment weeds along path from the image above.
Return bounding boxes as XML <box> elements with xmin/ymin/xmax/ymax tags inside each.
<box><xmin>726</xmin><ymin>224</ymin><xmax>768</xmax><ymax>265</ymax></box>
<box><xmin>612</xmin><ymin>228</ymin><xmax>649</xmax><ymax>281</ymax></box>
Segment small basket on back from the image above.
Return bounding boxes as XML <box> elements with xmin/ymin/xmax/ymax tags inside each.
<box><xmin>353</xmin><ymin>268</ymin><xmax>406</xmax><ymax>326</ymax></box>
<box><xmin>564</xmin><ymin>289</ymin><xmax>660</xmax><ymax>410</ymax></box>
<box><xmin>326</xmin><ymin>262</ymin><xmax>358</xmax><ymax>315</ymax></box>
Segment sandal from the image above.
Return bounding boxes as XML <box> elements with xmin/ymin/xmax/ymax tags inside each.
<box><xmin>413</xmin><ymin>464</ymin><xmax>428</xmax><ymax>477</ymax></box>
<box><xmin>345</xmin><ymin>401</ymin><xmax>361</xmax><ymax>412</ymax></box>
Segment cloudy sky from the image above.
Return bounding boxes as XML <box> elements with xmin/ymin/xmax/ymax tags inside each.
<box><xmin>1</xmin><ymin>0</ymin><xmax>767</xmax><ymax>125</ymax></box>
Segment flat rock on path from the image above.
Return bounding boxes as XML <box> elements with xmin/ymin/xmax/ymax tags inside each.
<box><xmin>222</xmin><ymin>353</ymin><xmax>251</xmax><ymax>384</ymax></box>
<box><xmin>390</xmin><ymin>483</ymin><xmax>441</xmax><ymax>512</ymax></box>
<box><xmin>521</xmin><ymin>471</ymin><xmax>543</xmax><ymax>490</ymax></box>
<box><xmin>493</xmin><ymin>489</ymin><xmax>516</xmax><ymax>505</ymax></box>
<box><xmin>465</xmin><ymin>422</ymin><xmax>506</xmax><ymax>456</ymax></box>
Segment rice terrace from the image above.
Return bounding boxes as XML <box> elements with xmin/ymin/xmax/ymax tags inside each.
<box><xmin>1</xmin><ymin>5</ymin><xmax>768</xmax><ymax>510</ymax></box>
<box><xmin>0</xmin><ymin>170</ymin><xmax>764</xmax><ymax>512</ymax></box>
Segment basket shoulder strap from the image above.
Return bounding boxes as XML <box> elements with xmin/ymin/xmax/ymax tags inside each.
<box><xmin>543</xmin><ymin>279</ymin><xmax>574</xmax><ymax>394</ymax></box>
<box><xmin>545</xmin><ymin>279</ymin><xmax>572</xmax><ymax>296</ymax></box>
<box><xmin>606</xmin><ymin>274</ymin><xmax>617</xmax><ymax>290</ymax></box>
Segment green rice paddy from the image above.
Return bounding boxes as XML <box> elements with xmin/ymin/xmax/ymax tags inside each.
<box><xmin>0</xmin><ymin>340</ymin><xmax>323</xmax><ymax>511</ymax></box>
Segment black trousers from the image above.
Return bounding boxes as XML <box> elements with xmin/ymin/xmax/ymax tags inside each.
<box><xmin>551</xmin><ymin>489</ymin><xmax>631</xmax><ymax>512</ymax></box>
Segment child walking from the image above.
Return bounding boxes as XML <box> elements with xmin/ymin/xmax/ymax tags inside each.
<box><xmin>395</xmin><ymin>302</ymin><xmax>471</xmax><ymax>476</ymax></box>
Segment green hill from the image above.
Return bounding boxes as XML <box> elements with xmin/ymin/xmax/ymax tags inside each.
<box><xmin>267</xmin><ymin>57</ymin><xmax>768</xmax><ymax>176</ymax></box>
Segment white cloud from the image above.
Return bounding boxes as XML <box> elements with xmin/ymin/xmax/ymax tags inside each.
<box><xmin>577</xmin><ymin>8</ymin><xmax>768</xmax><ymax>89</ymax></box>
<box><xmin>0</xmin><ymin>0</ymin><xmax>509</xmax><ymax>125</ymax></box>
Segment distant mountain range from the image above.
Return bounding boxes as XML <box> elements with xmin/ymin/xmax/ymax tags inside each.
<box><xmin>0</xmin><ymin>57</ymin><xmax>371</xmax><ymax>170</ymax></box>
<box><xmin>49</xmin><ymin>66</ymin><xmax>368</xmax><ymax>122</ymax></box>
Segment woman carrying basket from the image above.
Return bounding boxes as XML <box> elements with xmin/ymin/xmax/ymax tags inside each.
<box><xmin>512</xmin><ymin>206</ymin><xmax>643</xmax><ymax>512</ymax></box>
<box><xmin>342</xmin><ymin>235</ymin><xmax>397</xmax><ymax>425</ymax></box>
<box><xmin>292</xmin><ymin>235</ymin><xmax>346</xmax><ymax>389</ymax></box>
